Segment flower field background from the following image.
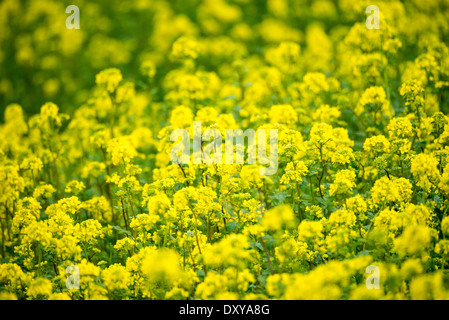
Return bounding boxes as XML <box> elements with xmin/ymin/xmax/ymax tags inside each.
<box><xmin>1</xmin><ymin>0</ymin><xmax>449</xmax><ymax>300</ymax></box>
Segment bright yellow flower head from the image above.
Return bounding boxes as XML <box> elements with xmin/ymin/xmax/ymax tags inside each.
<box><xmin>96</xmin><ymin>68</ymin><xmax>123</xmax><ymax>93</ymax></box>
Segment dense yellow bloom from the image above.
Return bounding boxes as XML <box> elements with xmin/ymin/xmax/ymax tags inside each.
<box><xmin>171</xmin><ymin>36</ymin><xmax>200</xmax><ymax>60</ymax></box>
<box><xmin>114</xmin><ymin>237</ymin><xmax>136</xmax><ymax>256</ymax></box>
<box><xmin>409</xmin><ymin>273</ymin><xmax>449</xmax><ymax>300</ymax></box>
<box><xmin>282</xmin><ymin>256</ymin><xmax>372</xmax><ymax>299</ymax></box>
<box><xmin>0</xmin><ymin>263</ymin><xmax>33</xmax><ymax>293</ymax></box>
<box><xmin>280</xmin><ymin>161</ymin><xmax>307</xmax><ymax>186</ymax></box>
<box><xmin>370</xmin><ymin>176</ymin><xmax>413</xmax><ymax>207</ymax></box>
<box><xmin>387</xmin><ymin>117</ymin><xmax>414</xmax><ymax>138</ymax></box>
<box><xmin>202</xmin><ymin>234</ymin><xmax>251</xmax><ymax>269</ymax></box>
<box><xmin>75</xmin><ymin>219</ymin><xmax>104</xmax><ymax>245</ymax></box>
<box><xmin>313</xmin><ymin>105</ymin><xmax>341</xmax><ymax>124</ymax></box>
<box><xmin>141</xmin><ymin>249</ymin><xmax>182</xmax><ymax>285</ymax></box>
<box><xmin>33</xmin><ymin>184</ymin><xmax>56</xmax><ymax>199</ymax></box>
<box><xmin>48</xmin><ymin>292</ymin><xmax>71</xmax><ymax>300</ymax></box>
<box><xmin>107</xmin><ymin>137</ymin><xmax>138</xmax><ymax>166</ymax></box>
<box><xmin>0</xmin><ymin>292</ymin><xmax>18</xmax><ymax>300</ymax></box>
<box><xmin>363</xmin><ymin>135</ymin><xmax>391</xmax><ymax>155</ymax></box>
<box><xmin>262</xmin><ymin>204</ymin><xmax>296</xmax><ymax>231</ymax></box>
<box><xmin>269</xmin><ymin>104</ymin><xmax>298</xmax><ymax>125</ymax></box>
<box><xmin>400</xmin><ymin>79</ymin><xmax>424</xmax><ymax>107</ymax></box>
<box><xmin>329</xmin><ymin>170</ymin><xmax>356</xmax><ymax>197</ymax></box>
<box><xmin>441</xmin><ymin>216</ymin><xmax>449</xmax><ymax>236</ymax></box>
<box><xmin>95</xmin><ymin>68</ymin><xmax>123</xmax><ymax>93</ymax></box>
<box><xmin>327</xmin><ymin>209</ymin><xmax>357</xmax><ymax>229</ymax></box>
<box><xmin>265</xmin><ymin>41</ymin><xmax>300</xmax><ymax>74</ymax></box>
<box><xmin>355</xmin><ymin>87</ymin><xmax>391</xmax><ymax>117</ymax></box>
<box><xmin>411</xmin><ymin>153</ymin><xmax>441</xmax><ymax>192</ymax></box>
<box><xmin>65</xmin><ymin>180</ymin><xmax>85</xmax><ymax>195</ymax></box>
<box><xmin>34</xmin><ymin>102</ymin><xmax>68</xmax><ymax>131</ymax></box>
<box><xmin>344</xmin><ymin>195</ymin><xmax>367</xmax><ymax>217</ymax></box>
<box><xmin>102</xmin><ymin>264</ymin><xmax>131</xmax><ymax>292</ymax></box>
<box><xmin>1</xmin><ymin>0</ymin><xmax>449</xmax><ymax>301</ymax></box>
<box><xmin>393</xmin><ymin>225</ymin><xmax>436</xmax><ymax>258</ymax></box>
<box><xmin>27</xmin><ymin>278</ymin><xmax>52</xmax><ymax>299</ymax></box>
<box><xmin>170</xmin><ymin>105</ymin><xmax>194</xmax><ymax>129</ymax></box>
<box><xmin>298</xmin><ymin>220</ymin><xmax>323</xmax><ymax>241</ymax></box>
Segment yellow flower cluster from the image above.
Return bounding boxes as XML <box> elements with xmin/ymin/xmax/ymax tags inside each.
<box><xmin>1</xmin><ymin>0</ymin><xmax>449</xmax><ymax>301</ymax></box>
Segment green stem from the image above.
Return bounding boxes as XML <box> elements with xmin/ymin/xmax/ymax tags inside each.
<box><xmin>259</xmin><ymin>236</ymin><xmax>274</xmax><ymax>275</ymax></box>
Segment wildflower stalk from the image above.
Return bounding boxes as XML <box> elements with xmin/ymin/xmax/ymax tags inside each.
<box><xmin>380</xmin><ymin>35</ymin><xmax>390</xmax><ymax>102</ymax></box>
<box><xmin>257</xmin><ymin>191</ymin><xmax>275</xmax><ymax>275</ymax></box>
<box><xmin>258</xmin><ymin>236</ymin><xmax>274</xmax><ymax>275</ymax></box>
<box><xmin>308</xmin><ymin>175</ymin><xmax>316</xmax><ymax>204</ymax></box>
<box><xmin>4</xmin><ymin>204</ymin><xmax>12</xmax><ymax>242</ymax></box>
<box><xmin>179</xmin><ymin>212</ymin><xmax>186</xmax><ymax>269</ymax></box>
<box><xmin>206</xmin><ymin>214</ymin><xmax>211</xmax><ymax>244</ymax></box>
<box><xmin>221</xmin><ymin>206</ymin><xmax>228</xmax><ymax>235</ymax></box>
<box><xmin>219</xmin><ymin>175</ymin><xmax>232</xmax><ymax>232</ymax></box>
<box><xmin>177</xmin><ymin>163</ymin><xmax>190</xmax><ymax>186</ymax></box>
<box><xmin>189</xmin><ymin>247</ymin><xmax>196</xmax><ymax>270</ymax></box>
<box><xmin>0</xmin><ymin>217</ymin><xmax>5</xmax><ymax>258</ymax></box>
<box><xmin>187</xmin><ymin>200</ymin><xmax>208</xmax><ymax>276</ymax></box>
<box><xmin>101</xmin><ymin>147</ymin><xmax>116</xmax><ymax>224</ymax></box>
<box><xmin>120</xmin><ymin>198</ymin><xmax>130</xmax><ymax>233</ymax></box>
<box><xmin>263</xmin><ymin>183</ymin><xmax>271</xmax><ymax>210</ymax></box>
<box><xmin>314</xmin><ymin>143</ymin><xmax>329</xmax><ymax>200</ymax></box>
<box><xmin>238</xmin><ymin>73</ymin><xmax>245</xmax><ymax>101</ymax></box>
<box><xmin>296</xmin><ymin>181</ymin><xmax>303</xmax><ymax>222</ymax></box>
<box><xmin>127</xmin><ymin>191</ymin><xmax>136</xmax><ymax>219</ymax></box>
<box><xmin>363</xmin><ymin>211</ymin><xmax>380</xmax><ymax>250</ymax></box>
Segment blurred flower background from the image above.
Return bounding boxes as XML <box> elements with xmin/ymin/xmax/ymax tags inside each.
<box><xmin>1</xmin><ymin>0</ymin><xmax>449</xmax><ymax>300</ymax></box>
<box><xmin>1</xmin><ymin>0</ymin><xmax>446</xmax><ymax>119</ymax></box>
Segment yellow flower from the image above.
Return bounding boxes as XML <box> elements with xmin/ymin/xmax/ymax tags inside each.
<box><xmin>298</xmin><ymin>220</ymin><xmax>324</xmax><ymax>240</ymax></box>
<box><xmin>101</xmin><ymin>264</ymin><xmax>131</xmax><ymax>292</ymax></box>
<box><xmin>329</xmin><ymin>170</ymin><xmax>356</xmax><ymax>197</ymax></box>
<box><xmin>411</xmin><ymin>153</ymin><xmax>441</xmax><ymax>192</ymax></box>
<box><xmin>202</xmin><ymin>234</ymin><xmax>251</xmax><ymax>269</ymax></box>
<box><xmin>441</xmin><ymin>216</ymin><xmax>449</xmax><ymax>236</ymax></box>
<box><xmin>262</xmin><ymin>204</ymin><xmax>296</xmax><ymax>231</ymax></box>
<box><xmin>280</xmin><ymin>161</ymin><xmax>307</xmax><ymax>186</ymax></box>
<box><xmin>65</xmin><ymin>180</ymin><xmax>85</xmax><ymax>195</ymax></box>
<box><xmin>171</xmin><ymin>36</ymin><xmax>200</xmax><ymax>60</ymax></box>
<box><xmin>363</xmin><ymin>135</ymin><xmax>391</xmax><ymax>155</ymax></box>
<box><xmin>387</xmin><ymin>117</ymin><xmax>414</xmax><ymax>138</ymax></box>
<box><xmin>95</xmin><ymin>68</ymin><xmax>123</xmax><ymax>93</ymax></box>
<box><xmin>269</xmin><ymin>104</ymin><xmax>297</xmax><ymax>126</ymax></box>
<box><xmin>265</xmin><ymin>41</ymin><xmax>300</xmax><ymax>74</ymax></box>
<box><xmin>48</xmin><ymin>292</ymin><xmax>71</xmax><ymax>300</ymax></box>
<box><xmin>75</xmin><ymin>219</ymin><xmax>104</xmax><ymax>245</ymax></box>
<box><xmin>370</xmin><ymin>176</ymin><xmax>413</xmax><ymax>206</ymax></box>
<box><xmin>393</xmin><ymin>225</ymin><xmax>436</xmax><ymax>258</ymax></box>
<box><xmin>409</xmin><ymin>273</ymin><xmax>449</xmax><ymax>300</ymax></box>
<box><xmin>355</xmin><ymin>86</ymin><xmax>391</xmax><ymax>117</ymax></box>
<box><xmin>114</xmin><ymin>237</ymin><xmax>136</xmax><ymax>256</ymax></box>
<box><xmin>141</xmin><ymin>249</ymin><xmax>182</xmax><ymax>285</ymax></box>
<box><xmin>312</xmin><ymin>105</ymin><xmax>341</xmax><ymax>124</ymax></box>
<box><xmin>140</xmin><ymin>60</ymin><xmax>156</xmax><ymax>78</ymax></box>
<box><xmin>170</xmin><ymin>105</ymin><xmax>194</xmax><ymax>129</ymax></box>
<box><xmin>0</xmin><ymin>292</ymin><xmax>18</xmax><ymax>300</ymax></box>
<box><xmin>27</xmin><ymin>278</ymin><xmax>52</xmax><ymax>299</ymax></box>
<box><xmin>107</xmin><ymin>137</ymin><xmax>138</xmax><ymax>166</ymax></box>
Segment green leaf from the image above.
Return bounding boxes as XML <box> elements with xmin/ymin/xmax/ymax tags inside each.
<box><xmin>357</xmin><ymin>250</ymin><xmax>371</xmax><ymax>256</ymax></box>
<box><xmin>226</xmin><ymin>221</ymin><xmax>237</xmax><ymax>232</ymax></box>
<box><xmin>197</xmin><ymin>270</ymin><xmax>205</xmax><ymax>278</ymax></box>
<box><xmin>112</xmin><ymin>225</ymin><xmax>131</xmax><ymax>236</ymax></box>
<box><xmin>254</xmin><ymin>242</ymin><xmax>264</xmax><ymax>252</ymax></box>
<box><xmin>270</xmin><ymin>192</ymin><xmax>288</xmax><ymax>206</ymax></box>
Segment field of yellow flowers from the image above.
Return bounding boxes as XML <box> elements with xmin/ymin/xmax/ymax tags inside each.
<box><xmin>1</xmin><ymin>0</ymin><xmax>449</xmax><ymax>300</ymax></box>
